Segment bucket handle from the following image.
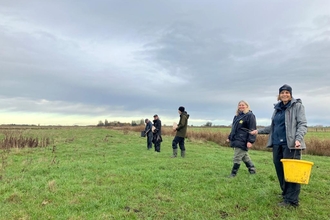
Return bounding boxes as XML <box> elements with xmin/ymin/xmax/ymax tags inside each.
<box><xmin>293</xmin><ymin>148</ymin><xmax>302</xmax><ymax>160</ymax></box>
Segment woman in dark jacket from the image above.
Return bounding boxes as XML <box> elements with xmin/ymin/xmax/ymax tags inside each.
<box><xmin>227</xmin><ymin>100</ymin><xmax>257</xmax><ymax>177</ymax></box>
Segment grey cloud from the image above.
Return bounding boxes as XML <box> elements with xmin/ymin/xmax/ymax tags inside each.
<box><xmin>1</xmin><ymin>1</ymin><xmax>330</xmax><ymax>126</ymax></box>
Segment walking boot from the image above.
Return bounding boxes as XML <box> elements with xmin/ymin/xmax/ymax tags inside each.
<box><xmin>181</xmin><ymin>150</ymin><xmax>185</xmax><ymax>158</ymax></box>
<box><xmin>171</xmin><ymin>149</ymin><xmax>178</xmax><ymax>158</ymax></box>
<box><xmin>229</xmin><ymin>163</ymin><xmax>240</xmax><ymax>177</ymax></box>
<box><xmin>244</xmin><ymin>161</ymin><xmax>256</xmax><ymax>174</ymax></box>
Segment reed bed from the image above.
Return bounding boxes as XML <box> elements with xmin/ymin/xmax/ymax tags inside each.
<box><xmin>0</xmin><ymin>130</ymin><xmax>52</xmax><ymax>149</ymax></box>
<box><xmin>123</xmin><ymin>125</ymin><xmax>330</xmax><ymax>156</ymax></box>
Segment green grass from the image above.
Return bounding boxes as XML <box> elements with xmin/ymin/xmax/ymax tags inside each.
<box><xmin>0</xmin><ymin>127</ymin><xmax>329</xmax><ymax>220</ymax></box>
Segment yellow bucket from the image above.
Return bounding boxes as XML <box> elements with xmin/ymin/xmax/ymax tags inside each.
<box><xmin>281</xmin><ymin>159</ymin><xmax>314</xmax><ymax>184</ymax></box>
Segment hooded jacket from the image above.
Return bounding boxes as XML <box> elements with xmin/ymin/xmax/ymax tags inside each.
<box><xmin>258</xmin><ymin>98</ymin><xmax>307</xmax><ymax>149</ymax></box>
<box><xmin>228</xmin><ymin>111</ymin><xmax>256</xmax><ymax>151</ymax></box>
<box><xmin>176</xmin><ymin>111</ymin><xmax>189</xmax><ymax>138</ymax></box>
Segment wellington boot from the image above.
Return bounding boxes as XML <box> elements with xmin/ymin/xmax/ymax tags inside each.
<box><xmin>181</xmin><ymin>150</ymin><xmax>185</xmax><ymax>158</ymax></box>
<box><xmin>171</xmin><ymin>149</ymin><xmax>178</xmax><ymax>158</ymax></box>
<box><xmin>229</xmin><ymin>163</ymin><xmax>240</xmax><ymax>177</ymax></box>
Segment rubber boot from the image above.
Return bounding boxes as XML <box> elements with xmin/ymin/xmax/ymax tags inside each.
<box><xmin>171</xmin><ymin>149</ymin><xmax>178</xmax><ymax>158</ymax></box>
<box><xmin>181</xmin><ymin>150</ymin><xmax>185</xmax><ymax>158</ymax></box>
<box><xmin>229</xmin><ymin>163</ymin><xmax>240</xmax><ymax>177</ymax></box>
<box><xmin>244</xmin><ymin>161</ymin><xmax>256</xmax><ymax>174</ymax></box>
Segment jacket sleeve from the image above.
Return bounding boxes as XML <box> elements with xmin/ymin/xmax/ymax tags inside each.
<box><xmin>154</xmin><ymin>121</ymin><xmax>161</xmax><ymax>133</ymax></box>
<box><xmin>145</xmin><ymin>122</ymin><xmax>151</xmax><ymax>131</ymax></box>
<box><xmin>176</xmin><ymin>115</ymin><xmax>187</xmax><ymax>131</ymax></box>
<box><xmin>295</xmin><ymin>103</ymin><xmax>307</xmax><ymax>142</ymax></box>
<box><xmin>247</xmin><ymin>114</ymin><xmax>257</xmax><ymax>143</ymax></box>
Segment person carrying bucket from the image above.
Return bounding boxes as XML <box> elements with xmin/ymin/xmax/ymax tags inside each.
<box><xmin>250</xmin><ymin>84</ymin><xmax>307</xmax><ymax>208</ymax></box>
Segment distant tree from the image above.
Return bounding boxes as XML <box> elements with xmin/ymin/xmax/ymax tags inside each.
<box><xmin>205</xmin><ymin>122</ymin><xmax>212</xmax><ymax>127</ymax></box>
<box><xmin>104</xmin><ymin>119</ymin><xmax>109</xmax><ymax>126</ymax></box>
<box><xmin>131</xmin><ymin>119</ymin><xmax>145</xmax><ymax>126</ymax></box>
<box><xmin>97</xmin><ymin>120</ymin><xmax>104</xmax><ymax>126</ymax></box>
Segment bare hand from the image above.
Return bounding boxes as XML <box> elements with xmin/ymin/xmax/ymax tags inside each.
<box><xmin>250</xmin><ymin>130</ymin><xmax>258</xmax><ymax>135</ymax></box>
<box><xmin>295</xmin><ymin>140</ymin><xmax>301</xmax><ymax>148</ymax></box>
<box><xmin>226</xmin><ymin>139</ymin><xmax>230</xmax><ymax>143</ymax></box>
<box><xmin>247</xmin><ymin>142</ymin><xmax>253</xmax><ymax>148</ymax></box>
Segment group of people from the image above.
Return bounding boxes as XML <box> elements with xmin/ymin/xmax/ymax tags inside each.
<box><xmin>144</xmin><ymin>106</ymin><xmax>190</xmax><ymax>157</ymax></box>
<box><xmin>144</xmin><ymin>114</ymin><xmax>162</xmax><ymax>152</ymax></box>
<box><xmin>227</xmin><ymin>84</ymin><xmax>307</xmax><ymax>208</ymax></box>
<box><xmin>144</xmin><ymin>84</ymin><xmax>307</xmax><ymax>209</ymax></box>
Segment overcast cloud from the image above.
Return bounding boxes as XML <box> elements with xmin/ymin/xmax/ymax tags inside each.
<box><xmin>1</xmin><ymin>0</ymin><xmax>330</xmax><ymax>126</ymax></box>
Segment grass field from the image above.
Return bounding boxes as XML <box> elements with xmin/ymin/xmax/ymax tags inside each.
<box><xmin>0</xmin><ymin>127</ymin><xmax>329</xmax><ymax>219</ymax></box>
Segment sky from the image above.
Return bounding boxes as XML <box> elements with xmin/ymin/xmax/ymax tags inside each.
<box><xmin>1</xmin><ymin>0</ymin><xmax>330</xmax><ymax>126</ymax></box>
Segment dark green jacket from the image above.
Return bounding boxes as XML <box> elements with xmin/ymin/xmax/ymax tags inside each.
<box><xmin>176</xmin><ymin>111</ymin><xmax>189</xmax><ymax>138</ymax></box>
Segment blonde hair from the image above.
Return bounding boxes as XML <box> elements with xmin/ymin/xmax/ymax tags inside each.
<box><xmin>236</xmin><ymin>100</ymin><xmax>250</xmax><ymax>116</ymax></box>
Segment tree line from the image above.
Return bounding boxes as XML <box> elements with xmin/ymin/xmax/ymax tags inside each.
<box><xmin>96</xmin><ymin>119</ymin><xmax>144</xmax><ymax>127</ymax></box>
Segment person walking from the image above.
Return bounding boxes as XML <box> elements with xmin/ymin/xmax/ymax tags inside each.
<box><xmin>152</xmin><ymin>114</ymin><xmax>162</xmax><ymax>152</ymax></box>
<box><xmin>250</xmin><ymin>84</ymin><xmax>307</xmax><ymax>208</ymax></box>
<box><xmin>172</xmin><ymin>106</ymin><xmax>189</xmax><ymax>158</ymax></box>
<box><xmin>226</xmin><ymin>100</ymin><xmax>257</xmax><ymax>177</ymax></box>
<box><xmin>144</xmin><ymin>119</ymin><xmax>153</xmax><ymax>150</ymax></box>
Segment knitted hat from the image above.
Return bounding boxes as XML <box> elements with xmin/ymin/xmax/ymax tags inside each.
<box><xmin>178</xmin><ymin>106</ymin><xmax>185</xmax><ymax>112</ymax></box>
<box><xmin>279</xmin><ymin>84</ymin><xmax>292</xmax><ymax>95</ymax></box>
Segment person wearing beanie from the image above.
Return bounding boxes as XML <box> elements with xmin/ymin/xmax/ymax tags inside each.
<box><xmin>279</xmin><ymin>84</ymin><xmax>292</xmax><ymax>96</ymax></box>
<box><xmin>250</xmin><ymin>84</ymin><xmax>307</xmax><ymax>208</ymax></box>
<box><xmin>226</xmin><ymin>100</ymin><xmax>257</xmax><ymax>177</ymax></box>
<box><xmin>152</xmin><ymin>114</ymin><xmax>162</xmax><ymax>152</ymax></box>
<box><xmin>171</xmin><ymin>106</ymin><xmax>190</xmax><ymax>158</ymax></box>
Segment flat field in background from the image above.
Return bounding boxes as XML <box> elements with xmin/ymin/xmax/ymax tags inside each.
<box><xmin>187</xmin><ymin>126</ymin><xmax>330</xmax><ymax>139</ymax></box>
<box><xmin>0</xmin><ymin>126</ymin><xmax>329</xmax><ymax>219</ymax></box>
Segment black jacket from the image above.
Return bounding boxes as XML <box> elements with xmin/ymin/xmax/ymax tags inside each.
<box><xmin>228</xmin><ymin>111</ymin><xmax>256</xmax><ymax>151</ymax></box>
<box><xmin>152</xmin><ymin>119</ymin><xmax>162</xmax><ymax>143</ymax></box>
<box><xmin>153</xmin><ymin>119</ymin><xmax>162</xmax><ymax>135</ymax></box>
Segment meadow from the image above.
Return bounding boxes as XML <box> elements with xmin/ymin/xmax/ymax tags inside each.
<box><xmin>0</xmin><ymin>126</ymin><xmax>329</xmax><ymax>220</ymax></box>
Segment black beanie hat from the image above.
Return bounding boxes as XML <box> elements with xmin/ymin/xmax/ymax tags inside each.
<box><xmin>178</xmin><ymin>106</ymin><xmax>185</xmax><ymax>112</ymax></box>
<box><xmin>279</xmin><ymin>84</ymin><xmax>292</xmax><ymax>95</ymax></box>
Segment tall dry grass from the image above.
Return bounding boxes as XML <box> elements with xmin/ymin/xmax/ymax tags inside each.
<box><xmin>123</xmin><ymin>125</ymin><xmax>330</xmax><ymax>156</ymax></box>
<box><xmin>0</xmin><ymin>130</ymin><xmax>52</xmax><ymax>149</ymax></box>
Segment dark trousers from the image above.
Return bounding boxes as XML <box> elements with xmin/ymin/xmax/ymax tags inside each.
<box><xmin>147</xmin><ymin>133</ymin><xmax>153</xmax><ymax>149</ymax></box>
<box><xmin>273</xmin><ymin>145</ymin><xmax>301</xmax><ymax>205</ymax></box>
<box><xmin>154</xmin><ymin>142</ymin><xmax>161</xmax><ymax>152</ymax></box>
<box><xmin>172</xmin><ymin>136</ymin><xmax>185</xmax><ymax>151</ymax></box>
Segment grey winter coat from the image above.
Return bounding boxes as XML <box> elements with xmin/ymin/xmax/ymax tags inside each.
<box><xmin>258</xmin><ymin>98</ymin><xmax>307</xmax><ymax>149</ymax></box>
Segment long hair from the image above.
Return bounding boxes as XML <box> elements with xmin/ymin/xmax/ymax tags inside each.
<box><xmin>236</xmin><ymin>100</ymin><xmax>251</xmax><ymax>116</ymax></box>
